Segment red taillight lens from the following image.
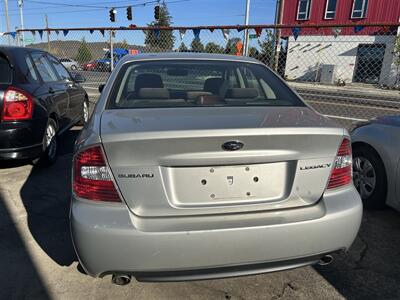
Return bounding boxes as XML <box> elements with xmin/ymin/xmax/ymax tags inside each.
<box><xmin>73</xmin><ymin>145</ymin><xmax>121</xmax><ymax>202</ymax></box>
<box><xmin>327</xmin><ymin>138</ymin><xmax>352</xmax><ymax>189</ymax></box>
<box><xmin>1</xmin><ymin>87</ymin><xmax>34</xmax><ymax>121</ymax></box>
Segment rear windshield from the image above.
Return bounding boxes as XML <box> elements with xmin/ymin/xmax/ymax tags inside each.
<box><xmin>0</xmin><ymin>55</ymin><xmax>12</xmax><ymax>84</ymax></box>
<box><xmin>107</xmin><ymin>60</ymin><xmax>304</xmax><ymax>109</ymax></box>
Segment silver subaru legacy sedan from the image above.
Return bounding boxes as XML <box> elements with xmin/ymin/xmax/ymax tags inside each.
<box><xmin>70</xmin><ymin>53</ymin><xmax>362</xmax><ymax>285</ymax></box>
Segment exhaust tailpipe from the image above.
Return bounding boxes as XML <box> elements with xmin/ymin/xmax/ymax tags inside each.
<box><xmin>111</xmin><ymin>274</ymin><xmax>132</xmax><ymax>286</ymax></box>
<box><xmin>318</xmin><ymin>255</ymin><xmax>333</xmax><ymax>266</ymax></box>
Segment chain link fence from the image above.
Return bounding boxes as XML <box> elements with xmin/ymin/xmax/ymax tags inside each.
<box><xmin>7</xmin><ymin>24</ymin><xmax>400</xmax><ymax>129</ymax></box>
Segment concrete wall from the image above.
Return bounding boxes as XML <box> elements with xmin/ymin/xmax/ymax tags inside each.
<box><xmin>284</xmin><ymin>35</ymin><xmax>397</xmax><ymax>86</ymax></box>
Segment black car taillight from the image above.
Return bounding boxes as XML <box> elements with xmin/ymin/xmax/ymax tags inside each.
<box><xmin>73</xmin><ymin>145</ymin><xmax>121</xmax><ymax>202</ymax></box>
<box><xmin>1</xmin><ymin>87</ymin><xmax>34</xmax><ymax>121</ymax></box>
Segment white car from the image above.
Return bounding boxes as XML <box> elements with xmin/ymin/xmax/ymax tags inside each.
<box><xmin>352</xmin><ymin>115</ymin><xmax>400</xmax><ymax>211</ymax></box>
<box><xmin>59</xmin><ymin>58</ymin><xmax>78</xmax><ymax>71</ymax></box>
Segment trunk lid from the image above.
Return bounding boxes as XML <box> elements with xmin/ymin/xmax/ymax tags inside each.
<box><xmin>101</xmin><ymin>106</ymin><xmax>344</xmax><ymax>217</ymax></box>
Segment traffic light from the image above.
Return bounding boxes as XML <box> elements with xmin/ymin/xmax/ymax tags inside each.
<box><xmin>154</xmin><ymin>5</ymin><xmax>160</xmax><ymax>20</ymax></box>
<box><xmin>109</xmin><ymin>8</ymin><xmax>116</xmax><ymax>22</ymax></box>
<box><xmin>127</xmin><ymin>6</ymin><xmax>132</xmax><ymax>21</ymax></box>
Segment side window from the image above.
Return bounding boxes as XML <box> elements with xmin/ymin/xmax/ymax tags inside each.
<box><xmin>48</xmin><ymin>55</ymin><xmax>71</xmax><ymax>81</ymax></box>
<box><xmin>297</xmin><ymin>0</ymin><xmax>312</xmax><ymax>20</ymax></box>
<box><xmin>24</xmin><ymin>55</ymin><xmax>38</xmax><ymax>83</ymax></box>
<box><xmin>351</xmin><ymin>0</ymin><xmax>368</xmax><ymax>18</ymax></box>
<box><xmin>31</xmin><ymin>53</ymin><xmax>58</xmax><ymax>83</ymax></box>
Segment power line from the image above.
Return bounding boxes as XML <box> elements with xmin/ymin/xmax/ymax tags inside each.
<box><xmin>1</xmin><ymin>0</ymin><xmax>190</xmax><ymax>17</ymax></box>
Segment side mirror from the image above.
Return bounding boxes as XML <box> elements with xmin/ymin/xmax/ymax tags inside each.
<box><xmin>99</xmin><ymin>84</ymin><xmax>105</xmax><ymax>93</ymax></box>
<box><xmin>72</xmin><ymin>73</ymin><xmax>86</xmax><ymax>83</ymax></box>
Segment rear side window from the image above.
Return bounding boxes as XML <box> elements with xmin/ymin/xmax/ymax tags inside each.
<box><xmin>31</xmin><ymin>53</ymin><xmax>58</xmax><ymax>83</ymax></box>
<box><xmin>107</xmin><ymin>60</ymin><xmax>304</xmax><ymax>109</ymax></box>
<box><xmin>48</xmin><ymin>55</ymin><xmax>71</xmax><ymax>81</ymax></box>
<box><xmin>23</xmin><ymin>55</ymin><xmax>39</xmax><ymax>82</ymax></box>
<box><xmin>0</xmin><ymin>55</ymin><xmax>12</xmax><ymax>84</ymax></box>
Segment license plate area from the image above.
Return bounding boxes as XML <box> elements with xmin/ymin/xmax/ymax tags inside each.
<box><xmin>164</xmin><ymin>162</ymin><xmax>291</xmax><ymax>207</ymax></box>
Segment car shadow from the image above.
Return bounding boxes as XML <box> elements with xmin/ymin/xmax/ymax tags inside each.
<box><xmin>315</xmin><ymin>208</ymin><xmax>400</xmax><ymax>299</ymax></box>
<box><xmin>19</xmin><ymin>128</ymin><xmax>81</xmax><ymax>267</ymax></box>
<box><xmin>0</xmin><ymin>188</ymin><xmax>51</xmax><ymax>298</ymax></box>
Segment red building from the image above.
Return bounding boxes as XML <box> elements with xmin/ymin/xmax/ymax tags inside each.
<box><xmin>281</xmin><ymin>0</ymin><xmax>400</xmax><ymax>85</ymax></box>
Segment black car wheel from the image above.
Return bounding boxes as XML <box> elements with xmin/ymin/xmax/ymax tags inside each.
<box><xmin>40</xmin><ymin>119</ymin><xmax>58</xmax><ymax>166</ymax></box>
<box><xmin>77</xmin><ymin>100</ymin><xmax>89</xmax><ymax>126</ymax></box>
<box><xmin>353</xmin><ymin>145</ymin><xmax>387</xmax><ymax>209</ymax></box>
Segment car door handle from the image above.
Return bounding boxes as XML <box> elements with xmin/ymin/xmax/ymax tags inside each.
<box><xmin>48</xmin><ymin>87</ymin><xmax>55</xmax><ymax>94</ymax></box>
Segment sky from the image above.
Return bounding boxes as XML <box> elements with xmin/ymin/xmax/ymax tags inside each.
<box><xmin>1</xmin><ymin>0</ymin><xmax>277</xmax><ymax>31</ymax></box>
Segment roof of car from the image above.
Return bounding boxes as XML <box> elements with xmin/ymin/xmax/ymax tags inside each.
<box><xmin>119</xmin><ymin>52</ymin><xmax>261</xmax><ymax>64</ymax></box>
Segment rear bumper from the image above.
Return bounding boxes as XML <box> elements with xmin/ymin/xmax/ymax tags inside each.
<box><xmin>70</xmin><ymin>186</ymin><xmax>362</xmax><ymax>280</ymax></box>
<box><xmin>0</xmin><ymin>119</ymin><xmax>46</xmax><ymax>160</ymax></box>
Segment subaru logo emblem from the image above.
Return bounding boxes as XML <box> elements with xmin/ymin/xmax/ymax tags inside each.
<box><xmin>222</xmin><ymin>141</ymin><xmax>244</xmax><ymax>151</ymax></box>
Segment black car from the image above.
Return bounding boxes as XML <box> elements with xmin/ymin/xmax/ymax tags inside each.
<box><xmin>0</xmin><ymin>46</ymin><xmax>89</xmax><ymax>164</ymax></box>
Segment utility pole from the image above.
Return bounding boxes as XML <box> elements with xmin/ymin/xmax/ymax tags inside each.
<box><xmin>243</xmin><ymin>0</ymin><xmax>250</xmax><ymax>56</ymax></box>
<box><xmin>273</xmin><ymin>0</ymin><xmax>284</xmax><ymax>72</ymax></box>
<box><xmin>109</xmin><ymin>30</ymin><xmax>114</xmax><ymax>71</ymax></box>
<box><xmin>45</xmin><ymin>15</ymin><xmax>50</xmax><ymax>52</ymax></box>
<box><xmin>18</xmin><ymin>0</ymin><xmax>25</xmax><ymax>47</ymax></box>
<box><xmin>4</xmin><ymin>0</ymin><xmax>11</xmax><ymax>44</ymax></box>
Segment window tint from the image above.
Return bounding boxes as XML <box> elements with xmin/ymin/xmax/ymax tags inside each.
<box><xmin>352</xmin><ymin>0</ymin><xmax>368</xmax><ymax>18</ymax></box>
<box><xmin>325</xmin><ymin>0</ymin><xmax>337</xmax><ymax>19</ymax></box>
<box><xmin>24</xmin><ymin>55</ymin><xmax>38</xmax><ymax>82</ymax></box>
<box><xmin>48</xmin><ymin>55</ymin><xmax>71</xmax><ymax>81</ymax></box>
<box><xmin>297</xmin><ymin>0</ymin><xmax>311</xmax><ymax>20</ymax></box>
<box><xmin>0</xmin><ymin>55</ymin><xmax>11</xmax><ymax>84</ymax></box>
<box><xmin>31</xmin><ymin>53</ymin><xmax>58</xmax><ymax>82</ymax></box>
<box><xmin>107</xmin><ymin>60</ymin><xmax>304</xmax><ymax>109</ymax></box>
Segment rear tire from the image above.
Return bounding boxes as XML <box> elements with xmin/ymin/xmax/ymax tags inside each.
<box><xmin>353</xmin><ymin>145</ymin><xmax>387</xmax><ymax>209</ymax></box>
<box><xmin>77</xmin><ymin>100</ymin><xmax>89</xmax><ymax>126</ymax></box>
<box><xmin>39</xmin><ymin>119</ymin><xmax>58</xmax><ymax>166</ymax></box>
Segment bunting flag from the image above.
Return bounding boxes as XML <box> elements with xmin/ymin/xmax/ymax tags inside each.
<box><xmin>237</xmin><ymin>27</ymin><xmax>244</xmax><ymax>33</ymax></box>
<box><xmin>222</xmin><ymin>29</ymin><xmax>230</xmax><ymax>41</ymax></box>
<box><xmin>55</xmin><ymin>30</ymin><xmax>59</xmax><ymax>35</ymax></box>
<box><xmin>193</xmin><ymin>28</ymin><xmax>200</xmax><ymax>40</ymax></box>
<box><xmin>99</xmin><ymin>29</ymin><xmax>105</xmax><ymax>37</ymax></box>
<box><xmin>154</xmin><ymin>29</ymin><xmax>160</xmax><ymax>39</ymax></box>
<box><xmin>62</xmin><ymin>29</ymin><xmax>69</xmax><ymax>37</ymax></box>
<box><xmin>254</xmin><ymin>27</ymin><xmax>263</xmax><ymax>37</ymax></box>
<box><xmin>38</xmin><ymin>30</ymin><xmax>44</xmax><ymax>39</ymax></box>
<box><xmin>209</xmin><ymin>28</ymin><xmax>215</xmax><ymax>33</ymax></box>
<box><xmin>9</xmin><ymin>32</ymin><xmax>17</xmax><ymax>39</ymax></box>
<box><xmin>89</xmin><ymin>29</ymin><xmax>94</xmax><ymax>34</ymax></box>
<box><xmin>179</xmin><ymin>28</ymin><xmax>186</xmax><ymax>40</ymax></box>
<box><xmin>354</xmin><ymin>25</ymin><xmax>365</xmax><ymax>33</ymax></box>
<box><xmin>332</xmin><ymin>27</ymin><xmax>342</xmax><ymax>38</ymax></box>
<box><xmin>30</xmin><ymin>30</ymin><xmax>36</xmax><ymax>36</ymax></box>
<box><xmin>291</xmin><ymin>27</ymin><xmax>301</xmax><ymax>40</ymax></box>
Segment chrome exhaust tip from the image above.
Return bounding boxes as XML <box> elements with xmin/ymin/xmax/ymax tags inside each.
<box><xmin>111</xmin><ymin>274</ymin><xmax>132</xmax><ymax>286</ymax></box>
<box><xmin>318</xmin><ymin>255</ymin><xmax>333</xmax><ymax>266</ymax></box>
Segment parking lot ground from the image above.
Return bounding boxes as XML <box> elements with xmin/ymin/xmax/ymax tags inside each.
<box><xmin>1</xmin><ymin>105</ymin><xmax>400</xmax><ymax>299</ymax></box>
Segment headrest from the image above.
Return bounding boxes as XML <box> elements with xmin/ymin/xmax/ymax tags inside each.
<box><xmin>204</xmin><ymin>77</ymin><xmax>224</xmax><ymax>94</ymax></box>
<box><xmin>134</xmin><ymin>74</ymin><xmax>163</xmax><ymax>91</ymax></box>
<box><xmin>225</xmin><ymin>88</ymin><xmax>258</xmax><ymax>99</ymax></box>
<box><xmin>138</xmin><ymin>88</ymin><xmax>170</xmax><ymax>99</ymax></box>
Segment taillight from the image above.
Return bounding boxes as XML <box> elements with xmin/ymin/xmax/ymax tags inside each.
<box><xmin>1</xmin><ymin>87</ymin><xmax>34</xmax><ymax>121</ymax></box>
<box><xmin>327</xmin><ymin>138</ymin><xmax>352</xmax><ymax>189</ymax></box>
<box><xmin>73</xmin><ymin>145</ymin><xmax>121</xmax><ymax>202</ymax></box>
